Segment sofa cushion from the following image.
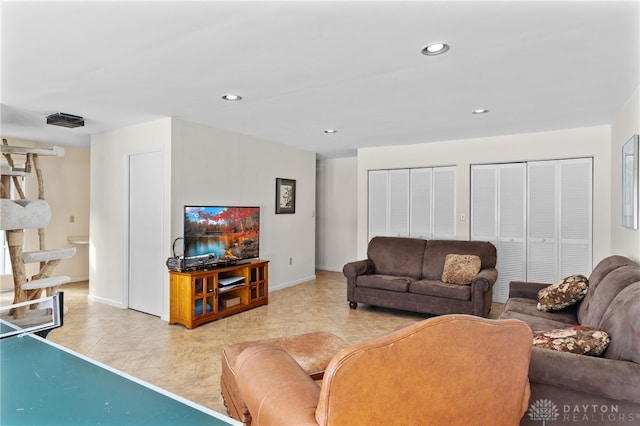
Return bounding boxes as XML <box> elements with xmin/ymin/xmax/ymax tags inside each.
<box><xmin>409</xmin><ymin>280</ymin><xmax>471</xmax><ymax>301</ymax></box>
<box><xmin>597</xmin><ymin>283</ymin><xmax>640</xmax><ymax>362</ymax></box>
<box><xmin>223</xmin><ymin>332</ymin><xmax>348</xmax><ymax>377</ymax></box>
<box><xmin>500</xmin><ymin>297</ymin><xmax>579</xmax><ymax>331</ymax></box>
<box><xmin>536</xmin><ymin>274</ymin><xmax>588</xmax><ymax>312</ymax></box>
<box><xmin>578</xmin><ymin>264</ymin><xmax>640</xmax><ymax>327</ymax></box>
<box><xmin>577</xmin><ymin>255</ymin><xmax>638</xmax><ymax>324</ymax></box>
<box><xmin>532</xmin><ymin>326</ymin><xmax>610</xmax><ymax>356</ymax></box>
<box><xmin>441</xmin><ymin>254</ymin><xmax>481</xmax><ymax>285</ymax></box>
<box><xmin>356</xmin><ymin>274</ymin><xmax>411</xmax><ymax>292</ymax></box>
<box><xmin>422</xmin><ymin>240</ymin><xmax>496</xmax><ymax>281</ymax></box>
<box><xmin>584</xmin><ymin>255</ymin><xmax>637</xmax><ymax>290</ymax></box>
<box><xmin>367</xmin><ymin>236</ymin><xmax>426</xmax><ymax>280</ymax></box>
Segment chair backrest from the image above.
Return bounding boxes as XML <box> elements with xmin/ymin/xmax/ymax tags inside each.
<box><xmin>315</xmin><ymin>315</ymin><xmax>532</xmax><ymax>426</ymax></box>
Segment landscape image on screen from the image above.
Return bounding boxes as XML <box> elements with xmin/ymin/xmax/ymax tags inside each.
<box><xmin>184</xmin><ymin>206</ymin><xmax>260</xmax><ymax>261</ymax></box>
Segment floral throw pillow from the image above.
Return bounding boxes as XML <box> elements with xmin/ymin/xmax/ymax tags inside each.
<box><xmin>533</xmin><ymin>326</ymin><xmax>610</xmax><ymax>356</ymax></box>
<box><xmin>537</xmin><ymin>274</ymin><xmax>589</xmax><ymax>311</ymax></box>
<box><xmin>441</xmin><ymin>254</ymin><xmax>482</xmax><ymax>285</ymax></box>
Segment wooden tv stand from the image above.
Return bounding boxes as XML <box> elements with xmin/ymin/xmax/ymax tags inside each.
<box><xmin>169</xmin><ymin>259</ymin><xmax>268</xmax><ymax>329</ymax></box>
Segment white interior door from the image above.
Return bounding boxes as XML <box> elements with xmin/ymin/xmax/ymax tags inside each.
<box><xmin>128</xmin><ymin>151</ymin><xmax>163</xmax><ymax>316</ymax></box>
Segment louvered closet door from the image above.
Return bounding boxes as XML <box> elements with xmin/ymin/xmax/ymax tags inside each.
<box><xmin>527</xmin><ymin>158</ymin><xmax>593</xmax><ymax>282</ymax></box>
<box><xmin>471</xmin><ymin>164</ymin><xmax>526</xmax><ymax>303</ymax></box>
<box><xmin>367</xmin><ymin>169</ymin><xmax>410</xmax><ymax>239</ymax></box>
<box><xmin>388</xmin><ymin>169</ymin><xmax>410</xmax><ymax>237</ymax></box>
<box><xmin>369</xmin><ymin>167</ymin><xmax>455</xmax><ymax>241</ymax></box>
<box><xmin>473</xmin><ymin>159</ymin><xmax>591</xmax><ymax>299</ymax></box>
<box><xmin>528</xmin><ymin>161</ymin><xmax>560</xmax><ymax>282</ymax></box>
<box><xmin>368</xmin><ymin>170</ymin><xmax>388</xmax><ymax>240</ymax></box>
<box><xmin>497</xmin><ymin>164</ymin><xmax>527</xmax><ymax>302</ymax></box>
<box><xmin>471</xmin><ymin>165</ymin><xmax>497</xmax><ymax>241</ymax></box>
<box><xmin>410</xmin><ymin>168</ymin><xmax>432</xmax><ymax>239</ymax></box>
<box><xmin>433</xmin><ymin>167</ymin><xmax>456</xmax><ymax>239</ymax></box>
<box><xmin>559</xmin><ymin>159</ymin><xmax>592</xmax><ymax>277</ymax></box>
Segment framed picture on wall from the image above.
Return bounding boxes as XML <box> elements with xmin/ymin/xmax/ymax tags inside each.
<box><xmin>622</xmin><ymin>134</ymin><xmax>639</xmax><ymax>229</ymax></box>
<box><xmin>276</xmin><ymin>178</ymin><xmax>296</xmax><ymax>214</ymax></box>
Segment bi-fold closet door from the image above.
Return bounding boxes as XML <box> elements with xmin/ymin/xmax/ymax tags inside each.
<box><xmin>368</xmin><ymin>167</ymin><xmax>455</xmax><ymax>241</ymax></box>
<box><xmin>471</xmin><ymin>158</ymin><xmax>592</xmax><ymax>303</ymax></box>
<box><xmin>471</xmin><ymin>163</ymin><xmax>527</xmax><ymax>303</ymax></box>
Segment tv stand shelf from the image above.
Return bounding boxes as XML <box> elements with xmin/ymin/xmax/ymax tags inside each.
<box><xmin>169</xmin><ymin>259</ymin><xmax>268</xmax><ymax>329</ymax></box>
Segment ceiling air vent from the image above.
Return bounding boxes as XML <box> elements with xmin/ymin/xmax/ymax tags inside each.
<box><xmin>46</xmin><ymin>112</ymin><xmax>84</xmax><ymax>128</ymax></box>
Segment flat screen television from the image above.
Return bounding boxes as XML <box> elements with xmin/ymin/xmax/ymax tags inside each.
<box><xmin>184</xmin><ymin>206</ymin><xmax>260</xmax><ymax>268</ymax></box>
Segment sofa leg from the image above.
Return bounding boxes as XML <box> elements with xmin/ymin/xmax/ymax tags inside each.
<box><xmin>349</xmin><ymin>302</ymin><xmax>358</xmax><ymax>309</ymax></box>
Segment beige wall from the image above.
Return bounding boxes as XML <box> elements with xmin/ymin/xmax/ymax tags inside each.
<box><xmin>1</xmin><ymin>138</ymin><xmax>90</xmax><ymax>291</ymax></box>
<box><xmin>610</xmin><ymin>86</ymin><xmax>640</xmax><ymax>260</ymax></box>
<box><xmin>356</xmin><ymin>125</ymin><xmax>614</xmax><ymax>264</ymax></box>
<box><xmin>171</xmin><ymin>119</ymin><xmax>317</xmax><ymax>291</ymax></box>
<box><xmin>90</xmin><ymin>118</ymin><xmax>172</xmax><ymax>310</ymax></box>
<box><xmin>315</xmin><ymin>156</ymin><xmax>358</xmax><ymax>271</ymax></box>
<box><xmin>90</xmin><ymin>118</ymin><xmax>316</xmax><ymax>320</ymax></box>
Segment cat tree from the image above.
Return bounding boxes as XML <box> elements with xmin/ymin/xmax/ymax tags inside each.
<box><xmin>1</xmin><ymin>138</ymin><xmax>75</xmax><ymax>319</ymax></box>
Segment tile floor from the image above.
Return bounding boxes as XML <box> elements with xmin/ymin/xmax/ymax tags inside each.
<box><xmin>1</xmin><ymin>270</ymin><xmax>503</xmax><ymax>417</ymax></box>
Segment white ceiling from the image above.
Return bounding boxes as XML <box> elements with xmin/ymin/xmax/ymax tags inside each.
<box><xmin>2</xmin><ymin>1</ymin><xmax>639</xmax><ymax>158</ymax></box>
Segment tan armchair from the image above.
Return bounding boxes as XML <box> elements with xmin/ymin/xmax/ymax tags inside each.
<box><xmin>235</xmin><ymin>315</ymin><xmax>533</xmax><ymax>426</ymax></box>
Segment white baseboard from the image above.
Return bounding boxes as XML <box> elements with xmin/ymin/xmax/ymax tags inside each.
<box><xmin>315</xmin><ymin>266</ymin><xmax>343</xmax><ymax>273</ymax></box>
<box><xmin>269</xmin><ymin>274</ymin><xmax>316</xmax><ymax>292</ymax></box>
<box><xmin>87</xmin><ymin>294</ymin><xmax>126</xmax><ymax>309</ymax></box>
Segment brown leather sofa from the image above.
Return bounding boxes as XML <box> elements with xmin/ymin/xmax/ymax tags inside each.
<box><xmin>234</xmin><ymin>315</ymin><xmax>533</xmax><ymax>426</ymax></box>
<box><xmin>499</xmin><ymin>255</ymin><xmax>640</xmax><ymax>426</ymax></box>
<box><xmin>343</xmin><ymin>236</ymin><xmax>497</xmax><ymax>317</ymax></box>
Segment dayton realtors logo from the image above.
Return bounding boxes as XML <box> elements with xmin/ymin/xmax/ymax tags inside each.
<box><xmin>528</xmin><ymin>399</ymin><xmax>640</xmax><ymax>424</ymax></box>
<box><xmin>528</xmin><ymin>399</ymin><xmax>560</xmax><ymax>425</ymax></box>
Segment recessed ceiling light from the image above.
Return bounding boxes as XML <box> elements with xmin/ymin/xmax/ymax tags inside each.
<box><xmin>421</xmin><ymin>42</ymin><xmax>450</xmax><ymax>56</ymax></box>
<box><xmin>222</xmin><ymin>94</ymin><xmax>242</xmax><ymax>101</ymax></box>
<box><xmin>472</xmin><ymin>109</ymin><xmax>490</xmax><ymax>114</ymax></box>
<box><xmin>324</xmin><ymin>129</ymin><xmax>338</xmax><ymax>134</ymax></box>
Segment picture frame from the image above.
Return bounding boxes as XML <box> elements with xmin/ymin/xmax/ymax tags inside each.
<box><xmin>622</xmin><ymin>134</ymin><xmax>639</xmax><ymax>229</ymax></box>
<box><xmin>275</xmin><ymin>178</ymin><xmax>296</xmax><ymax>214</ymax></box>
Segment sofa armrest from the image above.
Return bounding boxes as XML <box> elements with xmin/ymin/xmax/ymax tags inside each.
<box><xmin>235</xmin><ymin>344</ymin><xmax>321</xmax><ymax>426</ymax></box>
<box><xmin>529</xmin><ymin>347</ymin><xmax>640</xmax><ymax>405</ymax></box>
<box><xmin>508</xmin><ymin>281</ymin><xmax>549</xmax><ymax>300</ymax></box>
<box><xmin>342</xmin><ymin>259</ymin><xmax>373</xmax><ymax>278</ymax></box>
<box><xmin>470</xmin><ymin>268</ymin><xmax>498</xmax><ymax>317</ymax></box>
<box><xmin>471</xmin><ymin>267</ymin><xmax>498</xmax><ymax>292</ymax></box>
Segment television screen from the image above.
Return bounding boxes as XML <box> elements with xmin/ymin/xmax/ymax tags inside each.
<box><xmin>184</xmin><ymin>206</ymin><xmax>260</xmax><ymax>264</ymax></box>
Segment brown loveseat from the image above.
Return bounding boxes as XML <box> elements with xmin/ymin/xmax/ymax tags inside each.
<box><xmin>499</xmin><ymin>255</ymin><xmax>640</xmax><ymax>426</ymax></box>
<box><xmin>343</xmin><ymin>236</ymin><xmax>497</xmax><ymax>317</ymax></box>
<box><xmin>234</xmin><ymin>315</ymin><xmax>533</xmax><ymax>426</ymax></box>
